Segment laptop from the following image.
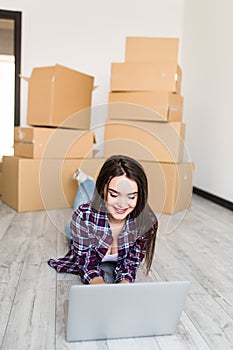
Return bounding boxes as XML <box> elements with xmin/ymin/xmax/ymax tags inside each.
<box><xmin>66</xmin><ymin>281</ymin><xmax>191</xmax><ymax>342</ymax></box>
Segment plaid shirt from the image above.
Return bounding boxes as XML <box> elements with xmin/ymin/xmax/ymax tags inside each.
<box><xmin>48</xmin><ymin>203</ymin><xmax>158</xmax><ymax>284</ymax></box>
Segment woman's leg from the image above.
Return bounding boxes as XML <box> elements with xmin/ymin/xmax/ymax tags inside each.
<box><xmin>65</xmin><ymin>172</ymin><xmax>95</xmax><ymax>240</ymax></box>
<box><xmin>100</xmin><ymin>262</ymin><xmax>117</xmax><ymax>284</ymax></box>
<box><xmin>73</xmin><ymin>178</ymin><xmax>95</xmax><ymax>211</ymax></box>
<box><xmin>100</xmin><ymin>261</ymin><xmax>116</xmax><ymax>283</ymax></box>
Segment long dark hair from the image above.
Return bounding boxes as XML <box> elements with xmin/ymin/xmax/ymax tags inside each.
<box><xmin>92</xmin><ymin>155</ymin><xmax>158</xmax><ymax>273</ymax></box>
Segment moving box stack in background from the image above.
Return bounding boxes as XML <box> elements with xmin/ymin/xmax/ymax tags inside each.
<box><xmin>2</xmin><ymin>64</ymin><xmax>95</xmax><ymax>212</ymax></box>
<box><xmin>105</xmin><ymin>37</ymin><xmax>194</xmax><ymax>214</ymax></box>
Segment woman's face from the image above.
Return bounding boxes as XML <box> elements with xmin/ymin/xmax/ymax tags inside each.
<box><xmin>104</xmin><ymin>175</ymin><xmax>138</xmax><ymax>224</ymax></box>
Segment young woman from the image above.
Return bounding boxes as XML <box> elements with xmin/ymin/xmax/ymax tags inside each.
<box><xmin>48</xmin><ymin>155</ymin><xmax>158</xmax><ymax>284</ymax></box>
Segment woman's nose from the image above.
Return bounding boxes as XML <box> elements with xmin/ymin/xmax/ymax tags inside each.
<box><xmin>116</xmin><ymin>196</ymin><xmax>128</xmax><ymax>207</ymax></box>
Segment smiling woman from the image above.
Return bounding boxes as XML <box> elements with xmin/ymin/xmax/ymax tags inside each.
<box><xmin>48</xmin><ymin>155</ymin><xmax>158</xmax><ymax>285</ymax></box>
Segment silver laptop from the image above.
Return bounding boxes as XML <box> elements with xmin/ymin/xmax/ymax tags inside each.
<box><xmin>66</xmin><ymin>281</ymin><xmax>190</xmax><ymax>342</ymax></box>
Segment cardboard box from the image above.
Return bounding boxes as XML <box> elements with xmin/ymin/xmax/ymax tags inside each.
<box><xmin>66</xmin><ymin>157</ymin><xmax>194</xmax><ymax>214</ymax></box>
<box><xmin>1</xmin><ymin>156</ymin><xmax>83</xmax><ymax>212</ymax></box>
<box><xmin>14</xmin><ymin>127</ymin><xmax>95</xmax><ymax>159</ymax></box>
<box><xmin>108</xmin><ymin>91</ymin><xmax>183</xmax><ymax>122</ymax></box>
<box><xmin>125</xmin><ymin>37</ymin><xmax>179</xmax><ymax>63</ymax></box>
<box><xmin>104</xmin><ymin>120</ymin><xmax>185</xmax><ymax>163</ymax></box>
<box><xmin>1</xmin><ymin>156</ymin><xmax>105</xmax><ymax>212</ymax></box>
<box><xmin>110</xmin><ymin>62</ymin><xmax>181</xmax><ymax>93</ymax></box>
<box><xmin>26</xmin><ymin>64</ymin><xmax>94</xmax><ymax>129</ymax></box>
<box><xmin>141</xmin><ymin>161</ymin><xmax>194</xmax><ymax>214</ymax></box>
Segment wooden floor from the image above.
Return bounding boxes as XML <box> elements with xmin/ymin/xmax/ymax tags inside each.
<box><xmin>0</xmin><ymin>194</ymin><xmax>233</xmax><ymax>350</ymax></box>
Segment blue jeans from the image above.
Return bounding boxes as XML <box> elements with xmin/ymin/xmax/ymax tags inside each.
<box><xmin>65</xmin><ymin>178</ymin><xmax>95</xmax><ymax>239</ymax></box>
<box><xmin>100</xmin><ymin>262</ymin><xmax>117</xmax><ymax>283</ymax></box>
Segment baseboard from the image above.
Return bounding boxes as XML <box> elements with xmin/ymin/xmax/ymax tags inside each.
<box><xmin>193</xmin><ymin>187</ymin><xmax>233</xmax><ymax>211</ymax></box>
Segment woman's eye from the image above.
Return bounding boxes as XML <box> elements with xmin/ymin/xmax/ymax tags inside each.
<box><xmin>128</xmin><ymin>196</ymin><xmax>136</xmax><ymax>200</ymax></box>
<box><xmin>109</xmin><ymin>192</ymin><xmax>118</xmax><ymax>198</ymax></box>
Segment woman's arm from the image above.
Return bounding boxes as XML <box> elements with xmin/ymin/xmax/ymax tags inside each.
<box><xmin>115</xmin><ymin>236</ymin><xmax>148</xmax><ymax>283</ymax></box>
<box><xmin>71</xmin><ymin>208</ymin><xmax>104</xmax><ymax>284</ymax></box>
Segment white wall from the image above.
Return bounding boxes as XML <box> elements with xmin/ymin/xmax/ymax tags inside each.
<box><xmin>181</xmin><ymin>0</ymin><xmax>233</xmax><ymax>202</ymax></box>
<box><xmin>0</xmin><ymin>0</ymin><xmax>184</xmax><ymax>137</ymax></box>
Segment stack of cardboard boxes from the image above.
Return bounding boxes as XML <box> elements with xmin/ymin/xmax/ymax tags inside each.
<box><xmin>2</xmin><ymin>64</ymin><xmax>96</xmax><ymax>212</ymax></box>
<box><xmin>1</xmin><ymin>41</ymin><xmax>194</xmax><ymax>215</ymax></box>
<box><xmin>103</xmin><ymin>37</ymin><xmax>194</xmax><ymax>214</ymax></box>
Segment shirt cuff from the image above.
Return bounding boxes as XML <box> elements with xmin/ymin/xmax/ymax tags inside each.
<box><xmin>82</xmin><ymin>269</ymin><xmax>105</xmax><ymax>284</ymax></box>
<box><xmin>115</xmin><ymin>271</ymin><xmax>134</xmax><ymax>283</ymax></box>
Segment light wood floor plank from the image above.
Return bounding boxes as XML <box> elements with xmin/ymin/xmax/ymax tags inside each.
<box><xmin>0</xmin><ymin>211</ymin><xmax>34</xmax><ymax>346</ymax></box>
<box><xmin>185</xmin><ymin>293</ymin><xmax>233</xmax><ymax>350</ymax></box>
<box><xmin>191</xmin><ymin>194</ymin><xmax>233</xmax><ymax>225</ymax></box>
<box><xmin>1</xmin><ymin>211</ymin><xmax>57</xmax><ymax>350</ymax></box>
<box><xmin>0</xmin><ymin>200</ymin><xmax>17</xmax><ymax>240</ymax></box>
<box><xmin>152</xmin><ymin>241</ymin><xmax>205</xmax><ymax>295</ymax></box>
<box><xmin>107</xmin><ymin>336</ymin><xmax>160</xmax><ymax>350</ymax></box>
<box><xmin>159</xmin><ymin>216</ymin><xmax>233</xmax><ymax>297</ymax></box>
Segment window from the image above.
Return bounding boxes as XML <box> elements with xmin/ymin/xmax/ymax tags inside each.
<box><xmin>0</xmin><ymin>10</ymin><xmax>21</xmax><ymax>161</ymax></box>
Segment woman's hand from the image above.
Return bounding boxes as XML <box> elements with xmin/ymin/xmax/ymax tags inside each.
<box><xmin>90</xmin><ymin>277</ymin><xmax>106</xmax><ymax>284</ymax></box>
<box><xmin>119</xmin><ymin>279</ymin><xmax>130</xmax><ymax>284</ymax></box>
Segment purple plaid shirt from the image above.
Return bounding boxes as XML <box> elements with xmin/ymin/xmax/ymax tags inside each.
<box><xmin>48</xmin><ymin>203</ymin><xmax>158</xmax><ymax>284</ymax></box>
